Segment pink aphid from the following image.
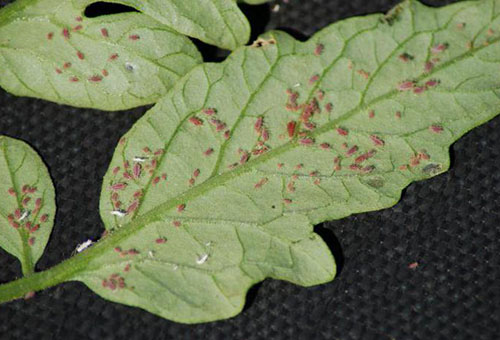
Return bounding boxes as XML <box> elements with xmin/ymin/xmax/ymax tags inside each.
<box><xmin>309</xmin><ymin>74</ymin><xmax>320</xmax><ymax>84</ymax></box>
<box><xmin>398</xmin><ymin>81</ymin><xmax>415</xmax><ymax>91</ymax></box>
<box><xmin>40</xmin><ymin>214</ymin><xmax>48</xmax><ymax>223</ymax></box>
<box><xmin>320</xmin><ymin>143</ymin><xmax>331</xmax><ymax>150</ymax></box>
<box><xmin>425</xmin><ymin>79</ymin><xmax>439</xmax><ymax>88</ymax></box>
<box><xmin>240</xmin><ymin>152</ymin><xmax>250</xmax><ymax>164</ymax></box>
<box><xmin>62</xmin><ymin>28</ymin><xmax>70</xmax><ymax>39</ymax></box>
<box><xmin>224</xmin><ymin>130</ymin><xmax>231</xmax><ymax>140</ymax></box>
<box><xmin>431</xmin><ymin>43</ymin><xmax>448</xmax><ymax>54</ymax></box>
<box><xmin>368</xmin><ymin>110</ymin><xmax>375</xmax><ymax>119</ymax></box>
<box><xmin>299</xmin><ymin>137</ymin><xmax>314</xmax><ymax>145</ymax></box>
<box><xmin>152</xmin><ymin>176</ymin><xmax>160</xmax><ymax>185</ymax></box>
<box><xmin>154</xmin><ymin>148</ymin><xmax>164</xmax><ymax>156</ymax></box>
<box><xmin>29</xmin><ymin>224</ymin><xmax>40</xmax><ymax>233</ymax></box>
<box><xmin>22</xmin><ymin>197</ymin><xmax>31</xmax><ymax>207</ymax></box>
<box><xmin>189</xmin><ymin>117</ymin><xmax>203</xmax><ymax>126</ymax></box>
<box><xmin>336</xmin><ymin>127</ymin><xmax>349</xmax><ymax>136</ymax></box>
<box><xmin>346</xmin><ymin>145</ymin><xmax>358</xmax><ymax>156</ymax></box>
<box><xmin>123</xmin><ymin>171</ymin><xmax>132</xmax><ymax>180</ymax></box>
<box><xmin>193</xmin><ymin>169</ymin><xmax>200</xmax><ymax>178</ymax></box>
<box><xmin>77</xmin><ymin>51</ymin><xmax>85</xmax><ymax>60</ymax></box>
<box><xmin>429</xmin><ymin>125</ymin><xmax>443</xmax><ymax>133</ymax></box>
<box><xmin>110</xmin><ymin>182</ymin><xmax>127</xmax><ymax>191</ymax></box>
<box><xmin>89</xmin><ymin>75</ymin><xmax>103</xmax><ymax>82</ymax></box>
<box><xmin>355</xmin><ymin>150</ymin><xmax>376</xmax><ymax>164</ymax></box>
<box><xmin>63</xmin><ymin>62</ymin><xmax>72</xmax><ymax>69</ymax></box>
<box><xmin>7</xmin><ymin>188</ymin><xmax>15</xmax><ymax>196</ymax></box>
<box><xmin>202</xmin><ymin>108</ymin><xmax>216</xmax><ymax>115</ymax></box>
<box><xmin>370</xmin><ymin>135</ymin><xmax>385</xmax><ymax>147</ymax></box>
<box><xmin>69</xmin><ymin>76</ymin><xmax>79</xmax><ymax>82</ymax></box>
<box><xmin>35</xmin><ymin>198</ymin><xmax>42</xmax><ymax>209</ymax></box>
<box><xmin>261</xmin><ymin>129</ymin><xmax>270</xmax><ymax>141</ymax></box>
<box><xmin>156</xmin><ymin>238</ymin><xmax>167</xmax><ymax>244</ymax></box>
<box><xmin>133</xmin><ymin>163</ymin><xmax>142</xmax><ymax>178</ymax></box>
<box><xmin>395</xmin><ymin>111</ymin><xmax>402</xmax><ymax>119</ymax></box>
<box><xmin>287</xmin><ymin>121</ymin><xmax>296</xmax><ymax>138</ymax></box>
<box><xmin>314</xmin><ymin>43</ymin><xmax>324</xmax><ymax>56</ymax></box>
<box><xmin>127</xmin><ymin>201</ymin><xmax>139</xmax><ymax>214</ymax></box>
<box><xmin>413</xmin><ymin>86</ymin><xmax>425</xmax><ymax>94</ymax></box>
<box><xmin>254</xmin><ymin>117</ymin><xmax>263</xmax><ymax>133</ymax></box>
<box><xmin>424</xmin><ymin>61</ymin><xmax>434</xmax><ymax>73</ymax></box>
<box><xmin>109</xmin><ymin>53</ymin><xmax>119</xmax><ymax>61</ymax></box>
<box><xmin>325</xmin><ymin>102</ymin><xmax>333</xmax><ymax>113</ymax></box>
<box><xmin>254</xmin><ymin>178</ymin><xmax>269</xmax><ymax>189</ymax></box>
<box><xmin>101</xmin><ymin>28</ymin><xmax>109</xmax><ymax>38</ymax></box>
<box><xmin>129</xmin><ymin>34</ymin><xmax>140</xmax><ymax>41</ymax></box>
<box><xmin>112</xmin><ymin>166</ymin><xmax>120</xmax><ymax>175</ymax></box>
<box><xmin>73</xmin><ymin>25</ymin><xmax>83</xmax><ymax>31</ymax></box>
<box><xmin>177</xmin><ymin>204</ymin><xmax>186</xmax><ymax>213</ymax></box>
<box><xmin>204</xmin><ymin>148</ymin><xmax>214</xmax><ymax>156</ymax></box>
<box><xmin>124</xmin><ymin>264</ymin><xmax>131</xmax><ymax>272</ymax></box>
<box><xmin>28</xmin><ymin>237</ymin><xmax>35</xmax><ymax>246</ymax></box>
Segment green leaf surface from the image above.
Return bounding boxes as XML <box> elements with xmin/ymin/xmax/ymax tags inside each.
<box><xmin>0</xmin><ymin>136</ymin><xmax>55</xmax><ymax>276</ymax></box>
<box><xmin>72</xmin><ymin>0</ymin><xmax>500</xmax><ymax>323</ymax></box>
<box><xmin>74</xmin><ymin>0</ymin><xmax>253</xmax><ymax>50</ymax></box>
<box><xmin>0</xmin><ymin>0</ymin><xmax>202</xmax><ymax>110</ymax></box>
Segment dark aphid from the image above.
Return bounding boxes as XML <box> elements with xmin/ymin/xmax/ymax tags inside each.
<box><xmin>109</xmin><ymin>53</ymin><xmax>119</xmax><ymax>61</ymax></box>
<box><xmin>77</xmin><ymin>51</ymin><xmax>85</xmax><ymax>60</ymax></box>
<box><xmin>177</xmin><ymin>204</ymin><xmax>185</xmax><ymax>212</ymax></box>
<box><xmin>287</xmin><ymin>121</ymin><xmax>296</xmax><ymax>138</ymax></box>
<box><xmin>204</xmin><ymin>148</ymin><xmax>214</xmax><ymax>156</ymax></box>
<box><xmin>336</xmin><ymin>127</ymin><xmax>348</xmax><ymax>136</ymax></box>
<box><xmin>314</xmin><ymin>43</ymin><xmax>324</xmax><ymax>56</ymax></box>
<box><xmin>63</xmin><ymin>62</ymin><xmax>72</xmax><ymax>69</ymax></box>
<box><xmin>101</xmin><ymin>28</ymin><xmax>109</xmax><ymax>38</ymax></box>
<box><xmin>398</xmin><ymin>53</ymin><xmax>413</xmax><ymax>62</ymax></box>
<box><xmin>47</xmin><ymin>32</ymin><xmax>54</xmax><ymax>40</ymax></box>
<box><xmin>189</xmin><ymin>117</ymin><xmax>203</xmax><ymax>126</ymax></box>
<box><xmin>368</xmin><ymin>110</ymin><xmax>375</xmax><ymax>119</ymax></box>
<box><xmin>129</xmin><ymin>34</ymin><xmax>140</xmax><ymax>41</ymax></box>
<box><xmin>88</xmin><ymin>75</ymin><xmax>102</xmax><ymax>82</ymax></box>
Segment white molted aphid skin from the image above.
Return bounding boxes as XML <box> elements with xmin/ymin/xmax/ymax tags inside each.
<box><xmin>76</xmin><ymin>239</ymin><xmax>93</xmax><ymax>253</ymax></box>
<box><xmin>196</xmin><ymin>254</ymin><xmax>209</xmax><ymax>265</ymax></box>
<box><xmin>133</xmin><ymin>156</ymin><xmax>148</xmax><ymax>162</ymax></box>
<box><xmin>110</xmin><ymin>210</ymin><xmax>126</xmax><ymax>217</ymax></box>
<box><xmin>19</xmin><ymin>210</ymin><xmax>29</xmax><ymax>221</ymax></box>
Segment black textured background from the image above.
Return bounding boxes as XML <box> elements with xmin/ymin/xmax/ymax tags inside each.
<box><xmin>1</xmin><ymin>1</ymin><xmax>500</xmax><ymax>339</ymax></box>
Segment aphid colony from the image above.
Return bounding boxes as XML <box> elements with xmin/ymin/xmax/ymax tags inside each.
<box><xmin>46</xmin><ymin>16</ymin><xmax>141</xmax><ymax>83</ymax></box>
<box><xmin>6</xmin><ymin>184</ymin><xmax>49</xmax><ymax>247</ymax></box>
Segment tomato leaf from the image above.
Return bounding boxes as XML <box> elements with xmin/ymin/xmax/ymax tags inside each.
<box><xmin>75</xmin><ymin>0</ymin><xmax>255</xmax><ymax>50</ymax></box>
<box><xmin>72</xmin><ymin>0</ymin><xmax>500</xmax><ymax>323</ymax></box>
<box><xmin>0</xmin><ymin>136</ymin><xmax>55</xmax><ymax>275</ymax></box>
<box><xmin>0</xmin><ymin>0</ymin><xmax>202</xmax><ymax>110</ymax></box>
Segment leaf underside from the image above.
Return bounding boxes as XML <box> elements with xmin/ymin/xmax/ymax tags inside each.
<box><xmin>0</xmin><ymin>0</ymin><xmax>202</xmax><ymax>110</ymax></box>
<box><xmin>72</xmin><ymin>0</ymin><xmax>500</xmax><ymax>323</ymax></box>
<box><xmin>0</xmin><ymin>136</ymin><xmax>55</xmax><ymax>275</ymax></box>
<box><xmin>82</xmin><ymin>0</ymin><xmax>254</xmax><ymax>50</ymax></box>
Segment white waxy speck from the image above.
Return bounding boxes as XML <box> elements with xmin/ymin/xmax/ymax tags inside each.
<box><xmin>76</xmin><ymin>239</ymin><xmax>93</xmax><ymax>253</ymax></box>
<box><xmin>196</xmin><ymin>254</ymin><xmax>209</xmax><ymax>265</ymax></box>
<box><xmin>205</xmin><ymin>241</ymin><xmax>212</xmax><ymax>247</ymax></box>
<box><xmin>110</xmin><ymin>210</ymin><xmax>127</xmax><ymax>217</ymax></box>
<box><xmin>148</xmin><ymin>250</ymin><xmax>155</xmax><ymax>258</ymax></box>
<box><xmin>271</xmin><ymin>4</ymin><xmax>280</xmax><ymax>12</ymax></box>
<box><xmin>173</xmin><ymin>264</ymin><xmax>179</xmax><ymax>270</ymax></box>
<box><xmin>293</xmin><ymin>83</ymin><xmax>301</xmax><ymax>87</ymax></box>
<box><xmin>19</xmin><ymin>210</ymin><xmax>29</xmax><ymax>221</ymax></box>
<box><xmin>133</xmin><ymin>156</ymin><xmax>148</xmax><ymax>162</ymax></box>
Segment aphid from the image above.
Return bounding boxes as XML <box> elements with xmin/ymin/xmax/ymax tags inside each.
<box><xmin>425</xmin><ymin>79</ymin><xmax>439</xmax><ymax>87</ymax></box>
<box><xmin>22</xmin><ymin>197</ymin><xmax>31</xmax><ymax>207</ymax></box>
<box><xmin>429</xmin><ymin>125</ymin><xmax>443</xmax><ymax>133</ymax></box>
<box><xmin>109</xmin><ymin>53</ymin><xmax>119</xmax><ymax>61</ymax></box>
<box><xmin>75</xmin><ymin>16</ymin><xmax>83</xmax><ymax>22</ymax></box>
<box><xmin>127</xmin><ymin>201</ymin><xmax>139</xmax><ymax>214</ymax></box>
<box><xmin>336</xmin><ymin>127</ymin><xmax>348</xmax><ymax>136</ymax></box>
<box><xmin>110</xmin><ymin>210</ymin><xmax>127</xmax><ymax>217</ymax></box>
<box><xmin>89</xmin><ymin>75</ymin><xmax>102</xmax><ymax>82</ymax></box>
<box><xmin>47</xmin><ymin>32</ymin><xmax>54</xmax><ymax>40</ymax></box>
<box><xmin>152</xmin><ymin>176</ymin><xmax>160</xmax><ymax>185</ymax></box>
<box><xmin>431</xmin><ymin>43</ymin><xmax>448</xmax><ymax>54</ymax></box>
<box><xmin>189</xmin><ymin>117</ymin><xmax>203</xmax><ymax>126</ymax></box>
<box><xmin>102</xmin><ymin>69</ymin><xmax>109</xmax><ymax>77</ymax></box>
<box><xmin>155</xmin><ymin>238</ymin><xmax>167</xmax><ymax>244</ymax></box>
<box><xmin>202</xmin><ymin>108</ymin><xmax>216</xmax><ymax>115</ymax></box>
<box><xmin>410</xmin><ymin>155</ymin><xmax>420</xmax><ymax>167</ymax></box>
<box><xmin>35</xmin><ymin>198</ymin><xmax>42</xmax><ymax>209</ymax></box>
<box><xmin>277</xmin><ymin>163</ymin><xmax>284</xmax><ymax>169</ymax></box>
<box><xmin>317</xmin><ymin>90</ymin><xmax>325</xmax><ymax>101</ymax></box>
<box><xmin>398</xmin><ymin>81</ymin><xmax>414</xmax><ymax>91</ymax></box>
<box><xmin>62</xmin><ymin>28</ymin><xmax>70</xmax><ymax>39</ymax></box>
<box><xmin>283</xmin><ymin>198</ymin><xmax>292</xmax><ymax>204</ymax></box>
<box><xmin>398</xmin><ymin>53</ymin><xmax>413</xmax><ymax>62</ymax></box>
<box><xmin>287</xmin><ymin>121</ymin><xmax>296</xmax><ymax>138</ymax></box>
<box><xmin>362</xmin><ymin>165</ymin><xmax>375</xmax><ymax>174</ymax></box>
<box><xmin>224</xmin><ymin>130</ymin><xmax>231</xmax><ymax>140</ymax></box>
<box><xmin>418</xmin><ymin>150</ymin><xmax>430</xmax><ymax>160</ymax></box>
<box><xmin>76</xmin><ymin>239</ymin><xmax>93</xmax><ymax>253</ymax></box>
<box><xmin>254</xmin><ymin>116</ymin><xmax>263</xmax><ymax>133</ymax></box>
<box><xmin>28</xmin><ymin>237</ymin><xmax>35</xmax><ymax>246</ymax></box>
<box><xmin>456</xmin><ymin>22</ymin><xmax>465</xmax><ymax>30</ymax></box>
<box><xmin>193</xmin><ymin>169</ymin><xmax>200</xmax><ymax>178</ymax></box>
<box><xmin>110</xmin><ymin>182</ymin><xmax>127</xmax><ymax>191</ymax></box>
<box><xmin>261</xmin><ymin>129</ymin><xmax>270</xmax><ymax>141</ymax></box>
<box><xmin>112</xmin><ymin>166</ymin><xmax>120</xmax><ymax>175</ymax></box>
<box><xmin>240</xmin><ymin>152</ymin><xmax>250</xmax><ymax>164</ymax></box>
<box><xmin>7</xmin><ymin>187</ymin><xmax>16</xmax><ymax>196</ymax></box>
<box><xmin>370</xmin><ymin>135</ymin><xmax>385</xmax><ymax>147</ymax></box>
<box><xmin>124</xmin><ymin>264</ymin><xmax>131</xmax><ymax>272</ymax></box>
<box><xmin>55</xmin><ymin>68</ymin><xmax>62</xmax><ymax>74</ymax></box>
<box><xmin>357</xmin><ymin>69</ymin><xmax>370</xmax><ymax>79</ymax></box>
<box><xmin>133</xmin><ymin>163</ymin><xmax>142</xmax><ymax>178</ymax></box>
<box><xmin>196</xmin><ymin>254</ymin><xmax>209</xmax><ymax>265</ymax></box>
<box><xmin>287</xmin><ymin>181</ymin><xmax>296</xmax><ymax>193</ymax></box>
<box><xmin>254</xmin><ymin>178</ymin><xmax>269</xmax><ymax>189</ymax></box>
<box><xmin>399</xmin><ymin>164</ymin><xmax>408</xmax><ymax>170</ymax></box>
<box><xmin>101</xmin><ymin>28</ymin><xmax>109</xmax><ymax>37</ymax></box>
<box><xmin>73</xmin><ymin>25</ymin><xmax>83</xmax><ymax>31</ymax></box>
<box><xmin>203</xmin><ymin>148</ymin><xmax>214</xmax><ymax>157</ymax></box>
<box><xmin>123</xmin><ymin>172</ymin><xmax>132</xmax><ymax>180</ymax></box>
<box><xmin>346</xmin><ymin>145</ymin><xmax>358</xmax><ymax>156</ymax></box>
<box><xmin>424</xmin><ymin>61</ymin><xmax>434</xmax><ymax>73</ymax></box>
<box><xmin>309</xmin><ymin>74</ymin><xmax>320</xmax><ymax>84</ymax></box>
<box><xmin>114</xmin><ymin>247</ymin><xmax>122</xmax><ymax>253</ymax></box>
<box><xmin>129</xmin><ymin>34</ymin><xmax>140</xmax><ymax>40</ymax></box>
<box><xmin>314</xmin><ymin>43</ymin><xmax>324</xmax><ymax>56</ymax></box>
<box><xmin>413</xmin><ymin>86</ymin><xmax>425</xmax><ymax>94</ymax></box>
<box><xmin>173</xmin><ymin>220</ymin><xmax>181</xmax><ymax>227</ymax></box>
<box><xmin>349</xmin><ymin>164</ymin><xmax>361</xmax><ymax>171</ymax></box>
<box><xmin>69</xmin><ymin>76</ymin><xmax>79</xmax><ymax>82</ymax></box>
<box><xmin>63</xmin><ymin>62</ymin><xmax>72</xmax><ymax>69</ymax></box>
<box><xmin>355</xmin><ymin>150</ymin><xmax>376</xmax><ymax>164</ymax></box>
<box><xmin>188</xmin><ymin>178</ymin><xmax>195</xmax><ymax>186</ymax></box>
<box><xmin>368</xmin><ymin>110</ymin><xmax>375</xmax><ymax>118</ymax></box>
<box><xmin>408</xmin><ymin>262</ymin><xmax>419</xmax><ymax>269</ymax></box>
<box><xmin>325</xmin><ymin>102</ymin><xmax>333</xmax><ymax>113</ymax></box>
<box><xmin>303</xmin><ymin>122</ymin><xmax>316</xmax><ymax>131</ymax></box>
<box><xmin>177</xmin><ymin>204</ymin><xmax>185</xmax><ymax>212</ymax></box>
<box><xmin>320</xmin><ymin>143</ymin><xmax>331</xmax><ymax>150</ymax></box>
<box><xmin>299</xmin><ymin>138</ymin><xmax>314</xmax><ymax>145</ymax></box>
<box><xmin>395</xmin><ymin>111</ymin><xmax>402</xmax><ymax>119</ymax></box>
<box><xmin>40</xmin><ymin>214</ymin><xmax>48</xmax><ymax>223</ymax></box>
<box><xmin>77</xmin><ymin>51</ymin><xmax>84</xmax><ymax>60</ymax></box>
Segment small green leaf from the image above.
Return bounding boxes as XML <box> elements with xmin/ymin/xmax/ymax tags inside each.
<box><xmin>74</xmin><ymin>0</ymin><xmax>253</xmax><ymax>50</ymax></box>
<box><xmin>0</xmin><ymin>136</ymin><xmax>55</xmax><ymax>276</ymax></box>
<box><xmin>72</xmin><ymin>0</ymin><xmax>500</xmax><ymax>323</ymax></box>
<box><xmin>0</xmin><ymin>0</ymin><xmax>202</xmax><ymax>110</ymax></box>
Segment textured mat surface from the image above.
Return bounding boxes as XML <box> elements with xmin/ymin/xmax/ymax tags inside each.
<box><xmin>1</xmin><ymin>1</ymin><xmax>499</xmax><ymax>339</ymax></box>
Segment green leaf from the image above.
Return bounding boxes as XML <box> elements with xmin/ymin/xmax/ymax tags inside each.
<box><xmin>0</xmin><ymin>136</ymin><xmax>55</xmax><ymax>276</ymax></box>
<box><xmin>74</xmin><ymin>0</ymin><xmax>253</xmax><ymax>50</ymax></box>
<box><xmin>0</xmin><ymin>0</ymin><xmax>202</xmax><ymax>110</ymax></box>
<box><xmin>71</xmin><ymin>0</ymin><xmax>500</xmax><ymax>323</ymax></box>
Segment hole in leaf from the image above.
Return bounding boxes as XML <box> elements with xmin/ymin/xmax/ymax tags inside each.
<box><xmin>84</xmin><ymin>2</ymin><xmax>139</xmax><ymax>18</ymax></box>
